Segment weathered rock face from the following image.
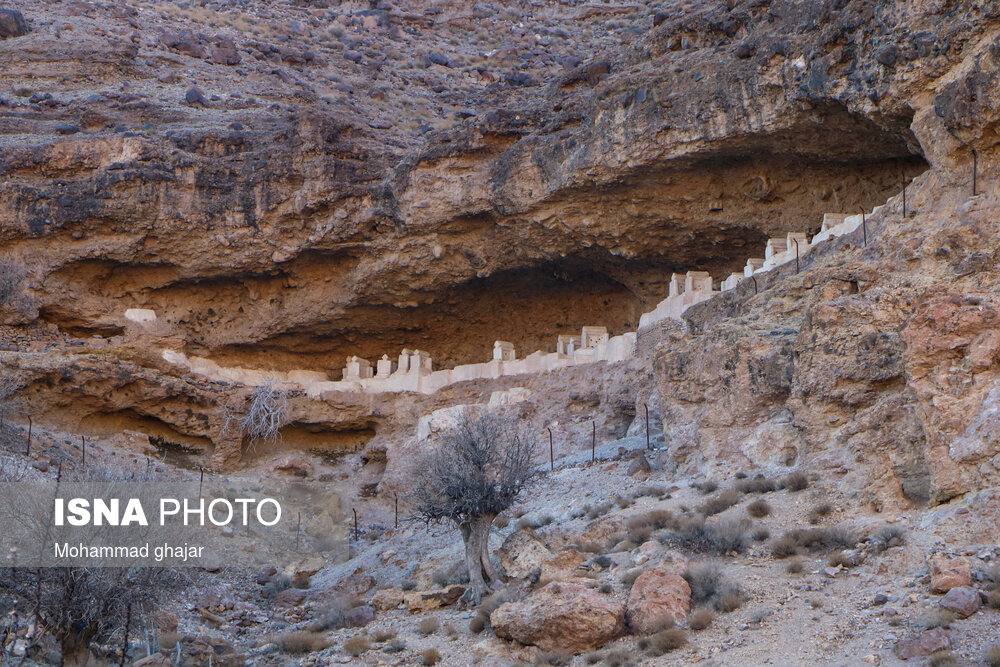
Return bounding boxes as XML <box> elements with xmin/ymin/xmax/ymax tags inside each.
<box><xmin>490</xmin><ymin>581</ymin><xmax>625</xmax><ymax>652</ymax></box>
<box><xmin>626</xmin><ymin>568</ymin><xmax>692</xmax><ymax>634</ymax></box>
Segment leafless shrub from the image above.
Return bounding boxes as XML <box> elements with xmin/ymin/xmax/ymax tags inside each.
<box><xmin>736</xmin><ymin>475</ymin><xmax>777</xmax><ymax>494</ymax></box>
<box><xmin>421</xmin><ymin>648</ymin><xmax>442</xmax><ymax>665</ymax></box>
<box><xmin>782</xmin><ymin>472</ymin><xmax>809</xmax><ymax>491</ymax></box>
<box><xmin>384</xmin><ymin>637</ymin><xmax>406</xmax><ymax>653</ymax></box>
<box><xmin>469</xmin><ymin>587</ymin><xmax>523</xmax><ymax>633</ymax></box>
<box><xmin>928</xmin><ymin>650</ymin><xmax>960</xmax><ymax>666</ymax></box>
<box><xmin>0</xmin><ymin>567</ymin><xmax>181</xmax><ymax>665</ymax></box>
<box><xmin>988</xmin><ymin>590</ymin><xmax>1000</xmax><ymax>610</ymax></box>
<box><xmin>432</xmin><ymin>560</ymin><xmax>470</xmax><ymax>588</ymax></box>
<box><xmin>634</xmin><ymin>484</ymin><xmax>667</xmax><ymax>498</ymax></box>
<box><xmin>683</xmin><ymin>563</ymin><xmax>743</xmax><ymax>612</ymax></box>
<box><xmin>371</xmin><ymin>628</ymin><xmax>396</xmax><ymax>643</ymax></box>
<box><xmin>786</xmin><ymin>559</ymin><xmax>804</xmax><ymax>574</ymax></box>
<box><xmin>747</xmin><ymin>499</ymin><xmax>772</xmax><ymax>518</ymax></box>
<box><xmin>698</xmin><ymin>490</ymin><xmax>741</xmax><ymax>516</ymax></box>
<box><xmin>586</xmin><ymin>501</ymin><xmax>614</xmax><ymax>519</ymax></box>
<box><xmin>534</xmin><ymin>649</ymin><xmax>572</xmax><ymax>665</ymax></box>
<box><xmin>785</xmin><ymin>526</ymin><xmax>856</xmax><ymax>552</ymax></box>
<box><xmin>418</xmin><ymin>617</ymin><xmax>439</xmax><ymax>635</ymax></box>
<box><xmin>236</xmin><ymin>380</ymin><xmax>288</xmax><ymax>450</ymax></box>
<box><xmin>659</xmin><ymin>515</ymin><xmax>750</xmax><ymax>555</ymax></box>
<box><xmin>752</xmin><ymin>526</ymin><xmax>770</xmax><ymax>541</ymax></box>
<box><xmin>985</xmin><ymin>645</ymin><xmax>1000</xmax><ymax>667</ymax></box>
<box><xmin>696</xmin><ymin>479</ymin><xmax>719</xmax><ymax>494</ymax></box>
<box><xmin>344</xmin><ymin>635</ymin><xmax>370</xmax><ymax>656</ymax></box>
<box><xmin>920</xmin><ymin>608</ymin><xmax>957</xmax><ymax>629</ymax></box>
<box><xmin>870</xmin><ymin>525</ymin><xmax>906</xmax><ymax>553</ymax></box>
<box><xmin>268</xmin><ymin>630</ymin><xmax>331</xmax><ymax>654</ymax></box>
<box><xmin>808</xmin><ymin>502</ymin><xmax>834</xmax><ymax>524</ymax></box>
<box><xmin>771</xmin><ymin>535</ymin><xmax>799</xmax><ymax>558</ymax></box>
<box><xmin>643</xmin><ymin>626</ymin><xmax>687</xmax><ymax>655</ymax></box>
<box><xmin>688</xmin><ymin>607</ymin><xmax>714</xmax><ymax>631</ymax></box>
<box><xmin>407</xmin><ymin>411</ymin><xmax>540</xmax><ymax>604</ymax></box>
<box><xmin>621</xmin><ymin>567</ymin><xmax>645</xmax><ymax>587</ymax></box>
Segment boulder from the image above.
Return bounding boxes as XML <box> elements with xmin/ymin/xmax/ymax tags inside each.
<box><xmin>627</xmin><ymin>455</ymin><xmax>651</xmax><ymax>476</ymax></box>
<box><xmin>929</xmin><ymin>555</ymin><xmax>971</xmax><ymax>593</ymax></box>
<box><xmin>403</xmin><ymin>585</ymin><xmax>465</xmax><ymax>613</ymax></box>
<box><xmin>184</xmin><ymin>87</ymin><xmax>208</xmax><ymax>107</ymax></box>
<box><xmin>0</xmin><ymin>9</ymin><xmax>28</xmax><ymax>39</ymax></box>
<box><xmin>939</xmin><ymin>586</ymin><xmax>981</xmax><ymax>618</ymax></box>
<box><xmin>371</xmin><ymin>587</ymin><xmax>404</xmax><ymax>611</ymax></box>
<box><xmin>539</xmin><ymin>550</ymin><xmax>587</xmax><ymax>582</ymax></box>
<box><xmin>895</xmin><ymin>628</ymin><xmax>951</xmax><ymax>660</ymax></box>
<box><xmin>498</xmin><ymin>529</ymin><xmax>553</xmax><ymax>578</ymax></box>
<box><xmin>626</xmin><ymin>568</ymin><xmax>691</xmax><ymax>634</ymax></box>
<box><xmin>490</xmin><ymin>581</ymin><xmax>625</xmax><ymax>652</ymax></box>
<box><xmin>112</xmin><ymin>430</ymin><xmax>157</xmax><ymax>456</ymax></box>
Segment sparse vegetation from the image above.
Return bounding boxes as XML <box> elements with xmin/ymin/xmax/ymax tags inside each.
<box><xmin>421</xmin><ymin>648</ymin><xmax>442</xmax><ymax>665</ymax></box>
<box><xmin>775</xmin><ymin>526</ymin><xmax>856</xmax><ymax>554</ymax></box>
<box><xmin>808</xmin><ymin>502</ymin><xmax>834</xmax><ymax>524</ymax></box>
<box><xmin>699</xmin><ymin>489</ymin><xmax>741</xmax><ymax>516</ymax></box>
<box><xmin>736</xmin><ymin>475</ymin><xmax>777</xmax><ymax>494</ymax></box>
<box><xmin>644</xmin><ymin>626</ymin><xmax>687</xmax><ymax>655</ymax></box>
<box><xmin>235</xmin><ymin>380</ymin><xmax>288</xmax><ymax>450</ymax></box>
<box><xmin>783</xmin><ymin>472</ymin><xmax>809</xmax><ymax>491</ymax></box>
<box><xmin>752</xmin><ymin>526</ymin><xmax>771</xmax><ymax>541</ymax></box>
<box><xmin>920</xmin><ymin>608</ymin><xmax>957</xmax><ymax>629</ymax></box>
<box><xmin>985</xmin><ymin>645</ymin><xmax>1000</xmax><ymax>667</ymax></box>
<box><xmin>697</xmin><ymin>479</ymin><xmax>719</xmax><ymax>494</ymax></box>
<box><xmin>621</xmin><ymin>567</ymin><xmax>646</xmax><ymax>587</ymax></box>
<box><xmin>688</xmin><ymin>607</ymin><xmax>714</xmax><ymax>631</ymax></box>
<box><xmin>683</xmin><ymin>563</ymin><xmax>743</xmax><ymax>612</ymax></box>
<box><xmin>746</xmin><ymin>498</ymin><xmax>772</xmax><ymax>518</ymax></box>
<box><xmin>384</xmin><ymin>637</ymin><xmax>406</xmax><ymax>653</ymax></box>
<box><xmin>660</xmin><ymin>515</ymin><xmax>750</xmax><ymax>555</ymax></box>
<box><xmin>534</xmin><ymin>649</ymin><xmax>572</xmax><ymax>665</ymax></box>
<box><xmin>269</xmin><ymin>630</ymin><xmax>331</xmax><ymax>654</ymax></box>
<box><xmin>786</xmin><ymin>559</ymin><xmax>804</xmax><ymax>574</ymax></box>
<box><xmin>988</xmin><ymin>589</ymin><xmax>1000</xmax><ymax>609</ymax></box>
<box><xmin>371</xmin><ymin>628</ymin><xmax>397</xmax><ymax>643</ymax></box>
<box><xmin>418</xmin><ymin>616</ymin><xmax>440</xmax><ymax>635</ymax></box>
<box><xmin>869</xmin><ymin>524</ymin><xmax>906</xmax><ymax>552</ymax></box>
<box><xmin>927</xmin><ymin>651</ymin><xmax>960</xmax><ymax>667</ymax></box>
<box><xmin>344</xmin><ymin>635</ymin><xmax>371</xmax><ymax>656</ymax></box>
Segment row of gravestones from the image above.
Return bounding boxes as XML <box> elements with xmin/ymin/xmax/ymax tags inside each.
<box><xmin>137</xmin><ymin>211</ymin><xmax>870</xmax><ymax>396</ymax></box>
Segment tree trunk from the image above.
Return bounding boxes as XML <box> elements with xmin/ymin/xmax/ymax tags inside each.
<box><xmin>60</xmin><ymin>631</ymin><xmax>93</xmax><ymax>667</ymax></box>
<box><xmin>460</xmin><ymin>515</ymin><xmax>496</xmax><ymax>606</ymax></box>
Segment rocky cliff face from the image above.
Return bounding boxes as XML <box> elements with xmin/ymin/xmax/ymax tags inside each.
<box><xmin>0</xmin><ymin>0</ymin><xmax>998</xmax><ymax>493</ymax></box>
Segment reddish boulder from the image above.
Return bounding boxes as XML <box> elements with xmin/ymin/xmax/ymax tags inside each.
<box><xmin>626</xmin><ymin>568</ymin><xmax>691</xmax><ymax>634</ymax></box>
<box><xmin>490</xmin><ymin>581</ymin><xmax>625</xmax><ymax>652</ymax></box>
<box><xmin>940</xmin><ymin>586</ymin><xmax>981</xmax><ymax>618</ymax></box>
<box><xmin>929</xmin><ymin>555</ymin><xmax>971</xmax><ymax>593</ymax></box>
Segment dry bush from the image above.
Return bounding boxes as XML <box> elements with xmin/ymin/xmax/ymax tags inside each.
<box><xmin>534</xmin><ymin>649</ymin><xmax>572</xmax><ymax>665</ymax></box>
<box><xmin>586</xmin><ymin>501</ymin><xmax>614</xmax><ymax>519</ymax></box>
<box><xmin>927</xmin><ymin>651</ymin><xmax>960</xmax><ymax>667</ymax></box>
<box><xmin>870</xmin><ymin>525</ymin><xmax>906</xmax><ymax>552</ymax></box>
<box><xmin>752</xmin><ymin>527</ymin><xmax>770</xmax><ymax>541</ymax></box>
<box><xmin>270</xmin><ymin>631</ymin><xmax>331</xmax><ymax>654</ymax></box>
<box><xmin>985</xmin><ymin>565</ymin><xmax>1000</xmax><ymax>590</ymax></box>
<box><xmin>697</xmin><ymin>479</ymin><xmax>719</xmax><ymax>494</ymax></box>
<box><xmin>688</xmin><ymin>607</ymin><xmax>714</xmax><ymax>631</ymax></box>
<box><xmin>470</xmin><ymin>587</ymin><xmax>522</xmax><ymax>633</ymax></box>
<box><xmin>988</xmin><ymin>589</ymin><xmax>1000</xmax><ymax>610</ymax></box>
<box><xmin>635</xmin><ymin>484</ymin><xmax>667</xmax><ymax>498</ymax></box>
<box><xmin>233</xmin><ymin>380</ymin><xmax>288</xmax><ymax>450</ymax></box>
<box><xmin>575</xmin><ymin>538</ymin><xmax>607</xmax><ymax>554</ymax></box>
<box><xmin>421</xmin><ymin>647</ymin><xmax>442</xmax><ymax>665</ymax></box>
<box><xmin>614</xmin><ymin>495</ymin><xmax>634</xmax><ymax>509</ymax></box>
<box><xmin>432</xmin><ymin>560</ymin><xmax>470</xmax><ymax>588</ymax></box>
<box><xmin>384</xmin><ymin>637</ymin><xmax>406</xmax><ymax>653</ymax></box>
<box><xmin>644</xmin><ymin>626</ymin><xmax>687</xmax><ymax>655</ymax></box>
<box><xmin>771</xmin><ymin>536</ymin><xmax>799</xmax><ymax>558</ymax></box>
<box><xmin>626</xmin><ymin>509</ymin><xmax>676</xmax><ymax>543</ymax></box>
<box><xmin>920</xmin><ymin>608</ymin><xmax>957</xmax><ymax>629</ymax></box>
<box><xmin>660</xmin><ymin>515</ymin><xmax>750</xmax><ymax>555</ymax></box>
<box><xmin>621</xmin><ymin>567</ymin><xmax>646</xmax><ymax>587</ymax></box>
<box><xmin>782</xmin><ymin>472</ymin><xmax>809</xmax><ymax>491</ymax></box>
<box><xmin>986</xmin><ymin>645</ymin><xmax>1000</xmax><ymax>667</ymax></box>
<box><xmin>827</xmin><ymin>551</ymin><xmax>853</xmax><ymax>568</ymax></box>
<box><xmin>308</xmin><ymin>593</ymin><xmax>358</xmax><ymax>631</ymax></box>
<box><xmin>371</xmin><ymin>628</ymin><xmax>396</xmax><ymax>642</ymax></box>
<box><xmin>736</xmin><ymin>475</ymin><xmax>777</xmax><ymax>494</ymax></box>
<box><xmin>442</xmin><ymin>622</ymin><xmax>457</xmax><ymax>637</ymax></box>
<box><xmin>698</xmin><ymin>490</ymin><xmax>741</xmax><ymax>516</ymax></box>
<box><xmin>786</xmin><ymin>526</ymin><xmax>856</xmax><ymax>552</ymax></box>
<box><xmin>746</xmin><ymin>499</ymin><xmax>772</xmax><ymax>518</ymax></box>
<box><xmin>683</xmin><ymin>563</ymin><xmax>743</xmax><ymax>612</ymax></box>
<box><xmin>598</xmin><ymin>583</ymin><xmax>613</xmax><ymax>594</ymax></box>
<box><xmin>808</xmin><ymin>502</ymin><xmax>834</xmax><ymax>524</ymax></box>
<box><xmin>418</xmin><ymin>616</ymin><xmax>439</xmax><ymax>635</ymax></box>
<box><xmin>601</xmin><ymin>648</ymin><xmax>635</xmax><ymax>667</ymax></box>
<box><xmin>786</xmin><ymin>559</ymin><xmax>804</xmax><ymax>574</ymax></box>
<box><xmin>401</xmin><ymin>579</ymin><xmax>417</xmax><ymax>591</ymax></box>
<box><xmin>344</xmin><ymin>635</ymin><xmax>370</xmax><ymax>656</ymax></box>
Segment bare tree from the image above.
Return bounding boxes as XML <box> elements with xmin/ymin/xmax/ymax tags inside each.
<box><xmin>0</xmin><ymin>567</ymin><xmax>179</xmax><ymax>666</ymax></box>
<box><xmin>408</xmin><ymin>411</ymin><xmax>541</xmax><ymax>605</ymax></box>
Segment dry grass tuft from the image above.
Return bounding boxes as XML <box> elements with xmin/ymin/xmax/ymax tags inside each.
<box><xmin>371</xmin><ymin>628</ymin><xmax>397</xmax><ymax>643</ymax></box>
<box><xmin>268</xmin><ymin>631</ymin><xmax>331</xmax><ymax>655</ymax></box>
<box><xmin>659</xmin><ymin>515</ymin><xmax>750</xmax><ymax>555</ymax></box>
<box><xmin>533</xmin><ymin>649</ymin><xmax>572</xmax><ymax>665</ymax></box>
<box><xmin>421</xmin><ymin>648</ymin><xmax>442</xmax><ymax>665</ymax></box>
<box><xmin>921</xmin><ymin>608</ymin><xmax>957</xmax><ymax>629</ymax></box>
<box><xmin>688</xmin><ymin>607</ymin><xmax>714</xmax><ymax>631</ymax></box>
<box><xmin>985</xmin><ymin>645</ymin><xmax>1000</xmax><ymax>667</ymax></box>
<box><xmin>782</xmin><ymin>472</ymin><xmax>809</xmax><ymax>491</ymax></box>
<box><xmin>698</xmin><ymin>490</ymin><xmax>741</xmax><ymax>516</ymax></box>
<box><xmin>683</xmin><ymin>563</ymin><xmax>743</xmax><ymax>612</ymax></box>
<box><xmin>418</xmin><ymin>616</ymin><xmax>440</xmax><ymax>636</ymax></box>
<box><xmin>786</xmin><ymin>559</ymin><xmax>804</xmax><ymax>574</ymax></box>
<box><xmin>343</xmin><ymin>635</ymin><xmax>370</xmax><ymax>656</ymax></box>
<box><xmin>927</xmin><ymin>651</ymin><xmax>960</xmax><ymax>667</ymax></box>
<box><xmin>644</xmin><ymin>627</ymin><xmax>687</xmax><ymax>655</ymax></box>
<box><xmin>736</xmin><ymin>475</ymin><xmax>777</xmax><ymax>494</ymax></box>
<box><xmin>746</xmin><ymin>498</ymin><xmax>772</xmax><ymax>518</ymax></box>
<box><xmin>988</xmin><ymin>589</ymin><xmax>1000</xmax><ymax>610</ymax></box>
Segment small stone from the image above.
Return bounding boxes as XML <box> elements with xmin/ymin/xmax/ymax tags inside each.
<box><xmin>344</xmin><ymin>50</ymin><xmax>363</xmax><ymax>63</ymax></box>
<box><xmin>873</xmin><ymin>594</ymin><xmax>889</xmax><ymax>605</ymax></box>
<box><xmin>184</xmin><ymin>87</ymin><xmax>208</xmax><ymax>106</ymax></box>
<box><xmin>895</xmin><ymin>627</ymin><xmax>950</xmax><ymax>659</ymax></box>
